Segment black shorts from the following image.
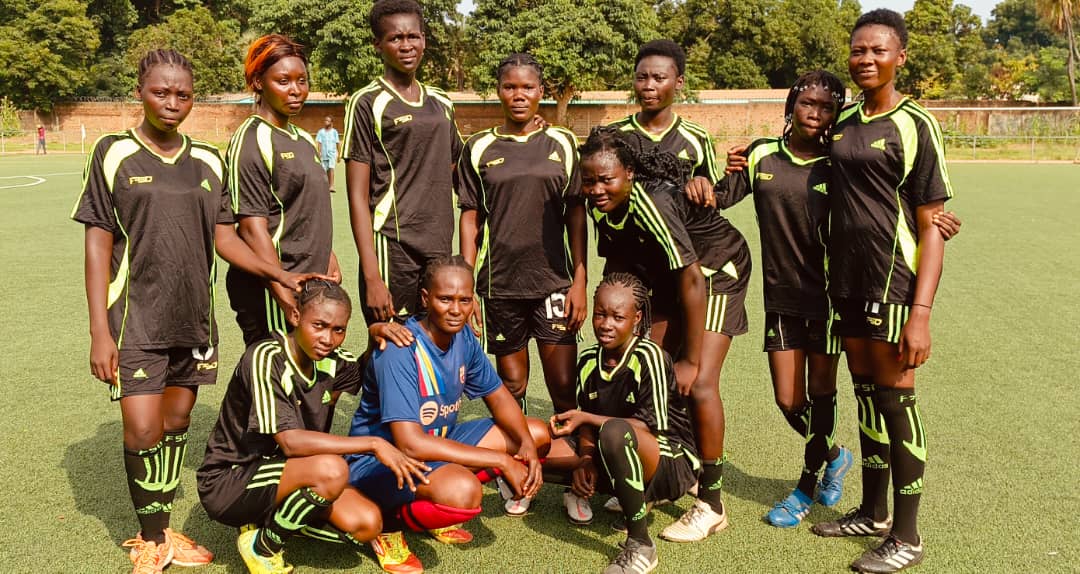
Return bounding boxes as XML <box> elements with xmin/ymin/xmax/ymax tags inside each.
<box><xmin>831</xmin><ymin>298</ymin><xmax>911</xmax><ymax>345</ymax></box>
<box><xmin>198</xmin><ymin>458</ymin><xmax>287</xmax><ymax>528</ymax></box>
<box><xmin>640</xmin><ymin>265</ymin><xmax>749</xmax><ymax>338</ymax></box>
<box><xmin>567</xmin><ymin>435</ymin><xmax>699</xmax><ymax>505</ymax></box>
<box><xmin>226</xmin><ymin>269</ymin><xmax>288</xmax><ymax>347</ymax></box>
<box><xmin>480</xmin><ymin>288</ymin><xmax>577</xmax><ymax>355</ymax></box>
<box><xmin>762</xmin><ymin>312</ymin><xmax>841</xmax><ymax>355</ymax></box>
<box><xmin>112</xmin><ymin>345</ymin><xmax>219</xmax><ymax>401</ymax></box>
<box><xmin>359</xmin><ymin>235</ymin><xmax>448</xmax><ymax>325</ymax></box>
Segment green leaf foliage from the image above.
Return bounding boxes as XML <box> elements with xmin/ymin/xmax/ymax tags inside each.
<box><xmin>125</xmin><ymin>6</ymin><xmax>244</xmax><ymax>96</ymax></box>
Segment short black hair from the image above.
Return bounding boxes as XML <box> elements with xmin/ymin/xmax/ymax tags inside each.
<box><xmin>496</xmin><ymin>52</ymin><xmax>544</xmax><ymax>85</ymax></box>
<box><xmin>422</xmin><ymin>255</ymin><xmax>474</xmax><ymax>291</ymax></box>
<box><xmin>852</xmin><ymin>9</ymin><xmax>908</xmax><ymax>49</ymax></box>
<box><xmin>370</xmin><ymin>0</ymin><xmax>425</xmax><ymax>38</ymax></box>
<box><xmin>137</xmin><ymin>49</ymin><xmax>193</xmax><ymax>89</ymax></box>
<box><xmin>634</xmin><ymin>39</ymin><xmax>686</xmax><ymax>76</ymax></box>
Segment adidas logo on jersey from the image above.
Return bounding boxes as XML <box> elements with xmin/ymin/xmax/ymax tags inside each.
<box><xmin>813</xmin><ymin>183</ymin><xmax>828</xmax><ymax>195</ymax></box>
<box><xmin>128</xmin><ymin>176</ymin><xmax>153</xmax><ymax>185</ymax></box>
<box><xmin>548</xmin><ymin>151</ymin><xmax>562</xmax><ymax>162</ymax></box>
<box><xmin>678</xmin><ymin>149</ymin><xmax>691</xmax><ymax>160</ymax></box>
<box><xmin>766</xmin><ymin>328</ymin><xmax>777</xmax><ymax>337</ymax></box>
<box><xmin>200</xmin><ymin>179</ymin><xmax>212</xmax><ymax>192</ymax></box>
<box><xmin>394</xmin><ymin>114</ymin><xmax>413</xmax><ymax>125</ymax></box>
<box><xmin>322</xmin><ymin>390</ymin><xmax>332</xmax><ymax>404</ymax></box>
<box><xmin>625</xmin><ymin>391</ymin><xmax>636</xmax><ymax>404</ymax></box>
<box><xmin>280</xmin><ymin>151</ymin><xmax>295</xmax><ymax>160</ymax></box>
<box><xmin>486</xmin><ymin>157</ymin><xmax>505</xmax><ymax>167</ymax></box>
<box><xmin>756</xmin><ymin>172</ymin><xmax>774</xmax><ymax>181</ymax></box>
<box><xmin>832</xmin><ymin>134</ymin><xmax>844</xmax><ymax>141</ymax></box>
<box><xmin>495</xmin><ymin>333</ymin><xmax>506</xmax><ymax>342</ymax></box>
<box><xmin>132</xmin><ymin>368</ymin><xmax>149</xmax><ymax>379</ymax></box>
<box><xmin>870</xmin><ymin>138</ymin><xmax>887</xmax><ymax>151</ymax></box>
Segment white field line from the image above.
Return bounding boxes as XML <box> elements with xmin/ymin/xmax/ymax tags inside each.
<box><xmin>0</xmin><ymin>171</ymin><xmax>80</xmax><ymax>190</ymax></box>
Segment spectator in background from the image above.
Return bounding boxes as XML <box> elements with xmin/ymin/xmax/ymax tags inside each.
<box><xmin>36</xmin><ymin>124</ymin><xmax>46</xmax><ymax>155</ymax></box>
<box><xmin>316</xmin><ymin>115</ymin><xmax>341</xmax><ymax>192</ymax></box>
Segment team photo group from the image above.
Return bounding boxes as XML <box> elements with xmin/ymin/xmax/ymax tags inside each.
<box><xmin>72</xmin><ymin>0</ymin><xmax>962</xmax><ymax>573</ymax></box>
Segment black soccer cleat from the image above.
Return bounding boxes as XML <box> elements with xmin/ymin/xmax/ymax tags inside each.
<box><xmin>850</xmin><ymin>535</ymin><xmax>925</xmax><ymax>573</ymax></box>
<box><xmin>811</xmin><ymin>507</ymin><xmax>892</xmax><ymax>537</ymax></box>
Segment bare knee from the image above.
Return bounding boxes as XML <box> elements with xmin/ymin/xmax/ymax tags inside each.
<box><xmin>309</xmin><ymin>454</ymin><xmax>349</xmax><ymax>500</ymax></box>
<box><xmin>333</xmin><ymin>494</ymin><xmax>382</xmax><ymax>542</ymax></box>
<box><xmin>690</xmin><ymin>377</ymin><xmax>721</xmax><ymax>404</ymax></box>
<box><xmin>526</xmin><ymin>417</ymin><xmax>551</xmax><ymax>455</ymax></box>
<box><xmin>123</xmin><ymin>419</ymin><xmax>163</xmax><ymax>451</ymax></box>
<box><xmin>426</xmin><ymin>464</ymin><xmax>482</xmax><ymax>508</ymax></box>
<box><xmin>774</xmin><ymin>395</ymin><xmax>806</xmax><ymax>414</ymax></box>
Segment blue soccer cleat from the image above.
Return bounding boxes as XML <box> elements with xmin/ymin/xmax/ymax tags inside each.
<box><xmin>818</xmin><ymin>446</ymin><xmax>854</xmax><ymax>507</ymax></box>
<box><xmin>764</xmin><ymin>488</ymin><xmax>813</xmax><ymax>528</ymax></box>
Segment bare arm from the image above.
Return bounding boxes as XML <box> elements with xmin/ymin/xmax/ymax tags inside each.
<box><xmin>674</xmin><ymin>263</ymin><xmax>707</xmax><ymax>394</ymax></box>
<box><xmin>459</xmin><ymin>208</ymin><xmax>479</xmax><ymax>265</ymax></box>
<box><xmin>346</xmin><ymin>160</ymin><xmax>394</xmax><ymax>321</ymax></box>
<box><xmin>275</xmin><ymin>429</ymin><xmax>430</xmax><ymax>491</ymax></box>
<box><xmin>216</xmin><ymin>223</ymin><xmax>312</xmax><ymax>290</ymax></box>
<box><xmin>390</xmin><ymin>420</ymin><xmax>514</xmax><ymax>472</ymax></box>
<box><xmin>565</xmin><ymin>202</ymin><xmax>589</xmax><ymax>332</ymax></box>
<box><xmin>236</xmin><ymin>216</ymin><xmax>298</xmax><ymax>320</ymax></box>
<box><xmin>900</xmin><ymin>200</ymin><xmax>947</xmax><ymax>369</ymax></box>
<box><xmin>85</xmin><ymin>226</ymin><xmax>117</xmax><ymax>384</ymax></box>
<box><xmin>550</xmin><ymin>409</ymin><xmax>652</xmax><ymax>438</ymax></box>
<box><xmin>484</xmin><ymin>385</ymin><xmax>542</xmax><ymax>497</ymax></box>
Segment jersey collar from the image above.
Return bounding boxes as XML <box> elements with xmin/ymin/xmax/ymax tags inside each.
<box><xmin>128</xmin><ymin>129</ymin><xmax>189</xmax><ymax>164</ymax></box>
<box><xmin>253</xmin><ymin>115</ymin><xmax>300</xmax><ymax>141</ymax></box>
<box><xmin>630</xmin><ymin>112</ymin><xmax>679</xmax><ymax>142</ymax></box>
<box><xmin>855</xmin><ymin>96</ymin><xmax>910</xmax><ymax>123</ymax></box>
<box><xmin>491</xmin><ymin>126</ymin><xmax>544</xmax><ymax>142</ymax></box>
<box><xmin>279</xmin><ymin>332</ymin><xmax>317</xmax><ymax>388</ymax></box>
<box><xmin>379</xmin><ymin>77</ymin><xmax>426</xmax><ymax>108</ymax></box>
<box><xmin>779</xmin><ymin>139</ymin><xmax>828</xmax><ymax>166</ymax></box>
<box><xmin>598</xmin><ymin>336</ymin><xmax>640</xmax><ymax>381</ymax></box>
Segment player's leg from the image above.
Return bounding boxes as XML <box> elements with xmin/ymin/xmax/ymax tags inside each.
<box><xmin>486</xmin><ymin>298</ymin><xmax>532</xmax><ymax>413</ymax></box>
<box><xmin>534</xmin><ymin>288</ymin><xmax>580</xmax><ymax>414</ymax></box>
<box><xmin>807</xmin><ymin>343</ymin><xmax>851</xmax><ymax>508</ymax></box>
<box><xmin>326</xmin><ymin>166</ymin><xmax>335</xmax><ymax>192</ymax></box>
<box><xmin>597</xmin><ymin>419</ymin><xmax>661</xmax><ymax>572</ymax></box>
<box><xmin>156</xmin><ymin>382</ymin><xmax>214</xmax><ymax>566</ymax></box>
<box><xmin>225</xmin><ymin>269</ymin><xmax>276</xmax><ymax>346</ymax></box>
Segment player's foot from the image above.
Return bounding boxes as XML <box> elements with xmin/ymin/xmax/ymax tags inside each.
<box><xmin>658</xmin><ymin>499</ymin><xmax>728</xmax><ymax>542</ymax></box>
<box><xmin>811</xmin><ymin>507</ymin><xmax>892</xmax><ymax>538</ymax></box>
<box><xmin>602</xmin><ymin>537</ymin><xmax>657</xmax><ymax>574</ymax></box>
<box><xmin>428</xmin><ymin>524</ymin><xmax>473</xmax><ymax>544</ymax></box>
<box><xmin>850</xmin><ymin>535</ymin><xmax>925</xmax><ymax>573</ymax></box>
<box><xmin>818</xmin><ymin>446</ymin><xmax>854</xmax><ymax>507</ymax></box>
<box><xmin>496</xmin><ymin>476</ymin><xmax>532</xmax><ymax>516</ymax></box>
<box><xmin>123</xmin><ymin>536</ymin><xmax>173</xmax><ymax>574</ymax></box>
<box><xmin>164</xmin><ymin>528</ymin><xmax>214</xmax><ymax>566</ymax></box>
<box><xmin>371</xmin><ymin>531</ymin><xmax>423</xmax><ymax>574</ymax></box>
<box><xmin>764</xmin><ymin>488</ymin><xmax>813</xmax><ymax>528</ymax></box>
<box><xmin>563</xmin><ymin>491</ymin><xmax>594</xmax><ymax>525</ymax></box>
<box><xmin>604</xmin><ymin>496</ymin><xmax>622</xmax><ymax>513</ymax></box>
<box><xmin>611</xmin><ymin>502</ymin><xmax>653</xmax><ymax>533</ymax></box>
<box><xmin>235</xmin><ymin>529</ymin><xmax>293</xmax><ymax>574</ymax></box>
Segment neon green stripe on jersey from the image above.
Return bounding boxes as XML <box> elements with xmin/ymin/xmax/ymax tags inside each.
<box><xmin>891</xmin><ymin>111</ymin><xmax>920</xmax><ymax>275</ymax></box>
<box><xmin>630</xmin><ymin>184</ymin><xmax>684</xmax><ymax>269</ymax></box>
<box><xmin>370</xmin><ymin>91</ymin><xmax>398</xmax><ymax>233</ymax></box>
<box><xmin>252</xmin><ymin>342</ymin><xmax>280</xmax><ymax>434</ymax></box>
<box><xmin>747</xmin><ymin>140</ymin><xmax>780</xmax><ymax>188</ymax></box>
<box><xmin>904</xmin><ymin>103</ymin><xmax>954</xmax><ymax>197</ymax></box>
<box><xmin>189</xmin><ymin>145</ymin><xmax>223</xmax><ymax>183</ymax></box>
<box><xmin>636</xmin><ymin>340</ymin><xmax>669</xmax><ymax>431</ymax></box>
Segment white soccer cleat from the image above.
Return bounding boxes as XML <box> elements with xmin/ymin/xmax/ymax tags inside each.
<box><xmin>659</xmin><ymin>499</ymin><xmax>729</xmax><ymax>542</ymax></box>
<box><xmin>563</xmin><ymin>491</ymin><xmax>594</xmax><ymax>525</ymax></box>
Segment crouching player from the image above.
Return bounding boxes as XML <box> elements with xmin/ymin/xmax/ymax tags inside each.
<box><xmin>197</xmin><ymin>280</ymin><xmax>430</xmax><ymax>574</ymax></box>
<box><xmin>347</xmin><ymin>256</ymin><xmax>550</xmax><ymax>574</ymax></box>
<box><xmin>547</xmin><ymin>273</ymin><xmax>700</xmax><ymax>574</ymax></box>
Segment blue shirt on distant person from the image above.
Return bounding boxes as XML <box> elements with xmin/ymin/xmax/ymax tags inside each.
<box><xmin>316</xmin><ymin>126</ymin><xmax>340</xmax><ymax>164</ymax></box>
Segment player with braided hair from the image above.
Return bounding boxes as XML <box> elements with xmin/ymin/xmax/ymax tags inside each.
<box><xmin>580</xmin><ymin>125</ymin><xmax>751</xmax><ymax>543</ymax></box>
<box><xmin>546</xmin><ymin>273</ymin><xmax>698</xmax><ymax>573</ymax></box>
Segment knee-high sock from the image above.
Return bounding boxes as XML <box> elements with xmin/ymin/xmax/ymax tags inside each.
<box><xmin>796</xmin><ymin>392</ymin><xmax>839</xmax><ymax>497</ymax></box>
<box><xmin>853</xmin><ymin>376</ymin><xmax>890</xmax><ymax>520</ymax></box>
<box><xmin>697</xmin><ymin>456</ymin><xmax>725</xmax><ymax>513</ymax></box>
<box><xmin>158</xmin><ymin>428</ymin><xmax>188</xmax><ymax>522</ymax></box>
<box><xmin>256</xmin><ymin>488</ymin><xmax>331</xmax><ymax>557</ymax></box>
<box><xmin>124</xmin><ymin>441</ymin><xmax>168</xmax><ymax>543</ymax></box>
<box><xmin>876</xmin><ymin>387</ymin><xmax>926</xmax><ymax>544</ymax></box>
<box><xmin>598</xmin><ymin>419</ymin><xmax>651</xmax><ymax>545</ymax></box>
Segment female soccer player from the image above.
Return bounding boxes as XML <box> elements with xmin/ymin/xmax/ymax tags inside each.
<box><xmin>548</xmin><ymin>273</ymin><xmax>700</xmax><ymax>574</ymax></box>
<box><xmin>73</xmin><ymin>49</ymin><xmax>315</xmax><ymax>574</ymax></box>
<box><xmin>225</xmin><ymin>33</ymin><xmax>342</xmax><ymax>345</ymax></box>
<box><xmin>343</xmin><ymin>0</ymin><xmax>463</xmax><ymax>325</ymax></box>
<box><xmin>198</xmin><ymin>280</ymin><xmax>430</xmax><ymax>574</ymax></box>
<box><xmin>458</xmin><ymin>52</ymin><xmax>586</xmax><ymax>424</ymax></box>
<box><xmin>610</xmin><ymin>39</ymin><xmax>720</xmax><ymax>205</ymax></box>
<box><xmin>809</xmin><ymin>10</ymin><xmax>953</xmax><ymax>572</ymax></box>
<box><xmin>580</xmin><ymin>126</ymin><xmax>750</xmax><ymax>542</ymax></box>
<box><xmin>347</xmin><ymin>256</ymin><xmax>550</xmax><ymax>574</ymax></box>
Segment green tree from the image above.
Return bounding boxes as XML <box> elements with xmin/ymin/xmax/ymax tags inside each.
<box><xmin>0</xmin><ymin>0</ymin><xmax>100</xmax><ymax>112</ymax></box>
<box><xmin>466</xmin><ymin>0</ymin><xmax>660</xmax><ymax>125</ymax></box>
<box><xmin>1033</xmin><ymin>46</ymin><xmax>1075</xmax><ymax>101</ymax></box>
<box><xmin>125</xmin><ymin>6</ymin><xmax>244</xmax><ymax>96</ymax></box>
<box><xmin>1035</xmin><ymin>0</ymin><xmax>1079</xmax><ymax>104</ymax></box>
<box><xmin>984</xmin><ymin>0</ymin><xmax>1057</xmax><ymax>49</ymax></box>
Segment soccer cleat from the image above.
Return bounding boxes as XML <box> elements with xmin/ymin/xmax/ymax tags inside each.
<box><xmin>602</xmin><ymin>537</ymin><xmax>658</xmax><ymax>574</ymax></box>
<box><xmin>563</xmin><ymin>491</ymin><xmax>594</xmax><ymax>525</ymax></box>
<box><xmin>810</xmin><ymin>507</ymin><xmax>892</xmax><ymax>538</ymax></box>
<box><xmin>371</xmin><ymin>531</ymin><xmax>424</xmax><ymax>574</ymax></box>
<box><xmin>658</xmin><ymin>499</ymin><xmax>728</xmax><ymax>542</ymax></box>
<box><xmin>604</xmin><ymin>496</ymin><xmax>622</xmax><ymax>513</ymax></box>
<box><xmin>817</xmin><ymin>446</ymin><xmax>854</xmax><ymax>507</ymax></box>
<box><xmin>851</xmin><ymin>535</ymin><xmax>925</xmax><ymax>573</ymax></box>
<box><xmin>496</xmin><ymin>476</ymin><xmax>532</xmax><ymax>516</ymax></box>
<box><xmin>236</xmin><ymin>529</ymin><xmax>293</xmax><ymax>574</ymax></box>
<box><xmin>123</xmin><ymin>536</ymin><xmax>173</xmax><ymax>574</ymax></box>
<box><xmin>428</xmin><ymin>524</ymin><xmax>473</xmax><ymax>544</ymax></box>
<box><xmin>764</xmin><ymin>488</ymin><xmax>813</xmax><ymax>528</ymax></box>
<box><xmin>165</xmin><ymin>528</ymin><xmax>214</xmax><ymax>566</ymax></box>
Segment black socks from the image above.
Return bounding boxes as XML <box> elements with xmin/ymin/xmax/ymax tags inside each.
<box><xmin>598</xmin><ymin>419</ymin><xmax>651</xmax><ymax>545</ymax></box>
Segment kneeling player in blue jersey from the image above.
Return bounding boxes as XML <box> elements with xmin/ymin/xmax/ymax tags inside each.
<box><xmin>347</xmin><ymin>256</ymin><xmax>550</xmax><ymax>574</ymax></box>
<box><xmin>547</xmin><ymin>273</ymin><xmax>701</xmax><ymax>574</ymax></box>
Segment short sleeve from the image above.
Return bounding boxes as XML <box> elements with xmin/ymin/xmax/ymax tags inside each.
<box><xmin>226</xmin><ymin>126</ymin><xmax>274</xmax><ymax>218</ymax></box>
<box><xmin>574</xmin><ymin>355</ymin><xmax>596</xmax><ymax>412</ymax></box>
<box><xmin>246</xmin><ymin>352</ymin><xmax>301</xmax><ymax>435</ymax></box>
<box><xmin>712</xmin><ymin>170</ymin><xmax>751</xmax><ymax>210</ymax></box>
<box><xmin>330</xmin><ymin>350</ymin><xmax>364</xmax><ymax>396</ymax></box>
<box><xmin>448</xmin><ymin>105</ymin><xmax>464</xmax><ymax>164</ymax></box>
<box><xmin>635</xmin><ymin>186</ymin><xmax>698</xmax><ymax>270</ymax></box>
<box><xmin>693</xmin><ymin>131</ymin><xmax>721</xmax><ymax>184</ymax></box>
<box><xmin>372</xmin><ymin>345</ymin><xmax>423</xmax><ymax>424</ymax></box>
<box><xmin>910</xmin><ymin>113</ymin><xmax>953</xmax><ymax>205</ymax></box>
<box><xmin>344</xmin><ymin>94</ymin><xmax>375</xmax><ymax>165</ymax></box>
<box><xmin>463</xmin><ymin>333</ymin><xmax>502</xmax><ymax>399</ymax></box>
<box><xmin>71</xmin><ymin>138</ymin><xmax>118</xmax><ymax>232</ymax></box>
<box><xmin>456</xmin><ymin>138</ymin><xmax>481</xmax><ymax>211</ymax></box>
<box><xmin>630</xmin><ymin>346</ymin><xmax>674</xmax><ymax>435</ymax></box>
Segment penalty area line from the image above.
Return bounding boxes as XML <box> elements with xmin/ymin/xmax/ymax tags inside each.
<box><xmin>0</xmin><ymin>171</ymin><xmax>80</xmax><ymax>190</ymax></box>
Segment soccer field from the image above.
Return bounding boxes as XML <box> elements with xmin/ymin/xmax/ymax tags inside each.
<box><xmin>0</xmin><ymin>154</ymin><xmax>1075</xmax><ymax>573</ymax></box>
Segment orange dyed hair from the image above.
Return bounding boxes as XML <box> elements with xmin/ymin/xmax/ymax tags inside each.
<box><xmin>243</xmin><ymin>34</ymin><xmax>307</xmax><ymax>92</ymax></box>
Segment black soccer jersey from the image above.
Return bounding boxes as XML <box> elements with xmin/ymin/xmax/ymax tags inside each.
<box><xmin>224</xmin><ymin>115</ymin><xmax>333</xmax><ymax>276</ymax></box>
<box><xmin>576</xmin><ymin>337</ymin><xmax>697</xmax><ymax>459</ymax></box>
<box><xmin>828</xmin><ymin>98</ymin><xmax>953</xmax><ymax>304</ymax></box>
<box><xmin>610</xmin><ymin>114</ymin><xmax>720</xmax><ymax>183</ymax></box>
<box><xmin>714</xmin><ymin>137</ymin><xmax>831</xmax><ymax>319</ymax></box>
<box><xmin>343</xmin><ymin>79</ymin><xmax>464</xmax><ymax>257</ymax></box>
<box><xmin>591</xmin><ymin>179</ymin><xmax>750</xmax><ymax>294</ymax></box>
<box><xmin>457</xmin><ymin>126</ymin><xmax>581</xmax><ymax>299</ymax></box>
<box><xmin>71</xmin><ymin>130</ymin><xmax>232</xmax><ymax>349</ymax></box>
<box><xmin>198</xmin><ymin>333</ymin><xmax>362</xmax><ymax>473</ymax></box>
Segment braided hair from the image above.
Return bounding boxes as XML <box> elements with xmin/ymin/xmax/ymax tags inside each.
<box><xmin>597</xmin><ymin>272</ymin><xmax>651</xmax><ymax>338</ymax></box>
<box><xmin>137</xmin><ymin>49</ymin><xmax>192</xmax><ymax>89</ymax></box>
<box><xmin>496</xmin><ymin>52</ymin><xmax>544</xmax><ymax>84</ymax></box>
<box><xmin>782</xmin><ymin>70</ymin><xmax>846</xmax><ymax>148</ymax></box>
<box><xmin>579</xmin><ymin>126</ymin><xmax>692</xmax><ymax>187</ymax></box>
<box><xmin>422</xmin><ymin>255</ymin><xmax>474</xmax><ymax>291</ymax></box>
<box><xmin>298</xmin><ymin>279</ymin><xmax>352</xmax><ymax>314</ymax></box>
